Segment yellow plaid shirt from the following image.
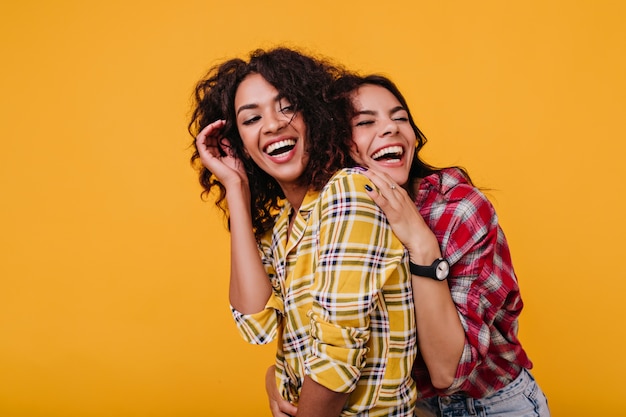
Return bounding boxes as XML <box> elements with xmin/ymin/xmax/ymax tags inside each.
<box><xmin>232</xmin><ymin>169</ymin><xmax>417</xmax><ymax>416</ymax></box>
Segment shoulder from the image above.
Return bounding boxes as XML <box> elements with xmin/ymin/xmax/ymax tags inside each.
<box><xmin>316</xmin><ymin>168</ymin><xmax>384</xmax><ymax>219</ymax></box>
<box><xmin>421</xmin><ymin>168</ymin><xmax>497</xmax><ymax>228</ymax></box>
<box><xmin>319</xmin><ymin>168</ymin><xmax>371</xmax><ymax>202</ymax></box>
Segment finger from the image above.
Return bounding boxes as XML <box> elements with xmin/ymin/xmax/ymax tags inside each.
<box><xmin>269</xmin><ymin>399</ymin><xmax>294</xmax><ymax>417</ymax></box>
<box><xmin>277</xmin><ymin>398</ymin><xmax>298</xmax><ymax>416</ymax></box>
<box><xmin>360</xmin><ymin>169</ymin><xmax>385</xmax><ymax>190</ymax></box>
<box><xmin>364</xmin><ymin>183</ymin><xmax>391</xmax><ymax>207</ymax></box>
<box><xmin>196</xmin><ymin>119</ymin><xmax>226</xmax><ymax>149</ymax></box>
<box><xmin>369</xmin><ymin>170</ymin><xmax>401</xmax><ymax>192</ymax></box>
<box><xmin>362</xmin><ymin>171</ymin><xmax>400</xmax><ymax>201</ymax></box>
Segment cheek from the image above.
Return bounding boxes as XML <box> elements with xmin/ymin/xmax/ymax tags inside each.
<box><xmin>238</xmin><ymin>128</ymin><xmax>256</xmax><ymax>150</ymax></box>
<box><xmin>349</xmin><ymin>135</ymin><xmax>368</xmax><ymax>157</ymax></box>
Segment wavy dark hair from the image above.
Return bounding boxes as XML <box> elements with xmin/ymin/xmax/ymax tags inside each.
<box><xmin>329</xmin><ymin>74</ymin><xmax>473</xmax><ymax>195</ymax></box>
<box><xmin>188</xmin><ymin>48</ymin><xmax>352</xmax><ymax>239</ymax></box>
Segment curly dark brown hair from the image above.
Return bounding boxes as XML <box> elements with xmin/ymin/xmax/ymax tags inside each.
<box><xmin>188</xmin><ymin>47</ymin><xmax>353</xmax><ymax>239</ymax></box>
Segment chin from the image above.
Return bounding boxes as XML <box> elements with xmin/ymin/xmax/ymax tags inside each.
<box><xmin>389</xmin><ymin>171</ymin><xmax>410</xmax><ymax>187</ymax></box>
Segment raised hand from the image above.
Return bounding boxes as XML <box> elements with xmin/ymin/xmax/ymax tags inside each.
<box><xmin>361</xmin><ymin>168</ymin><xmax>441</xmax><ymax>265</ymax></box>
<box><xmin>195</xmin><ymin>119</ymin><xmax>248</xmax><ymax>188</ymax></box>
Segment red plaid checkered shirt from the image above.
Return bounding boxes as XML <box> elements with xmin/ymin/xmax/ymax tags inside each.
<box><xmin>412</xmin><ymin>168</ymin><xmax>533</xmax><ymax>399</ymax></box>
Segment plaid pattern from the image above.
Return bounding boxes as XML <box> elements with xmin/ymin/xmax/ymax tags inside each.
<box><xmin>412</xmin><ymin>168</ymin><xmax>532</xmax><ymax>399</ymax></box>
<box><xmin>232</xmin><ymin>168</ymin><xmax>417</xmax><ymax>416</ymax></box>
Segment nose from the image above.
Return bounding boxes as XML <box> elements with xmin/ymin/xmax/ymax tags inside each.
<box><xmin>263</xmin><ymin>110</ymin><xmax>288</xmax><ymax>134</ymax></box>
<box><xmin>381</xmin><ymin>118</ymin><xmax>400</xmax><ymax>137</ymax></box>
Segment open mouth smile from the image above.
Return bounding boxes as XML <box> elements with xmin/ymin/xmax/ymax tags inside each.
<box><xmin>371</xmin><ymin>145</ymin><xmax>404</xmax><ymax>161</ymax></box>
<box><xmin>265</xmin><ymin>139</ymin><xmax>296</xmax><ymax>156</ymax></box>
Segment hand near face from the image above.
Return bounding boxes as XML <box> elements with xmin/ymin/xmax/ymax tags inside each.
<box><xmin>362</xmin><ymin>168</ymin><xmax>441</xmax><ymax>265</ymax></box>
<box><xmin>195</xmin><ymin>119</ymin><xmax>248</xmax><ymax>188</ymax></box>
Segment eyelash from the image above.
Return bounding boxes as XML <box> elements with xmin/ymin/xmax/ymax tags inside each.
<box><xmin>355</xmin><ymin>116</ymin><xmax>409</xmax><ymax>127</ymax></box>
<box><xmin>242</xmin><ymin>115</ymin><xmax>261</xmax><ymax>126</ymax></box>
<box><xmin>241</xmin><ymin>105</ymin><xmax>295</xmax><ymax>126</ymax></box>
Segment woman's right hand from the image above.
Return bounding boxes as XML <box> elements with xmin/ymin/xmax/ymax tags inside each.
<box><xmin>195</xmin><ymin>119</ymin><xmax>248</xmax><ymax>188</ymax></box>
<box><xmin>361</xmin><ymin>168</ymin><xmax>441</xmax><ymax>265</ymax></box>
<box><xmin>265</xmin><ymin>365</ymin><xmax>298</xmax><ymax>417</ymax></box>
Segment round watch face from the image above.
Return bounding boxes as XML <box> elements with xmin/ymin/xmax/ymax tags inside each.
<box><xmin>436</xmin><ymin>260</ymin><xmax>450</xmax><ymax>280</ymax></box>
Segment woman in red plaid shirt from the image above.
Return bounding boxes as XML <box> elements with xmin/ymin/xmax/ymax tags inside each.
<box><xmin>268</xmin><ymin>74</ymin><xmax>550</xmax><ymax>417</ymax></box>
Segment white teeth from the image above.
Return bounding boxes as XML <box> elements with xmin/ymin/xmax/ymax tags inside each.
<box><xmin>371</xmin><ymin>146</ymin><xmax>404</xmax><ymax>160</ymax></box>
<box><xmin>266</xmin><ymin>139</ymin><xmax>296</xmax><ymax>155</ymax></box>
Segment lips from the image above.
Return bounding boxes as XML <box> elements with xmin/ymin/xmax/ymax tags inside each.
<box><xmin>265</xmin><ymin>138</ymin><xmax>297</xmax><ymax>156</ymax></box>
<box><xmin>371</xmin><ymin>145</ymin><xmax>404</xmax><ymax>161</ymax></box>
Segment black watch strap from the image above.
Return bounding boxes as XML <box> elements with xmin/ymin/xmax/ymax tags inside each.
<box><xmin>409</xmin><ymin>257</ymin><xmax>450</xmax><ymax>281</ymax></box>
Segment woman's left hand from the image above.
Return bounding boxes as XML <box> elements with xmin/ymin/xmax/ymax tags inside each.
<box><xmin>265</xmin><ymin>365</ymin><xmax>298</xmax><ymax>417</ymax></box>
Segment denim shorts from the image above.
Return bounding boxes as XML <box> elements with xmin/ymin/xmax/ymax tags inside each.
<box><xmin>414</xmin><ymin>368</ymin><xmax>550</xmax><ymax>417</ymax></box>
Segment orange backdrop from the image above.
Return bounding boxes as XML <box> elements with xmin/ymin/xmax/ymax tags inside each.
<box><xmin>1</xmin><ymin>1</ymin><xmax>625</xmax><ymax>416</ymax></box>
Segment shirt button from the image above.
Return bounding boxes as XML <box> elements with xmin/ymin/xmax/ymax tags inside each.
<box><xmin>440</xmin><ymin>396</ymin><xmax>452</xmax><ymax>405</ymax></box>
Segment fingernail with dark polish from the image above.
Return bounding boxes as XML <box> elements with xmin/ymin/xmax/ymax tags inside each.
<box><xmin>364</xmin><ymin>184</ymin><xmax>373</xmax><ymax>191</ymax></box>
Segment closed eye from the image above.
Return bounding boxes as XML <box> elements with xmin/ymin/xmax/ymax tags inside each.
<box><xmin>242</xmin><ymin>115</ymin><xmax>261</xmax><ymax>125</ymax></box>
<box><xmin>355</xmin><ymin>120</ymin><xmax>374</xmax><ymax>126</ymax></box>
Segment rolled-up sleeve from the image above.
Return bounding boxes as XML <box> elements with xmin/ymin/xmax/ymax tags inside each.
<box><xmin>231</xmin><ymin>297</ymin><xmax>281</xmax><ymax>345</ymax></box>
<box><xmin>231</xmin><ymin>236</ymin><xmax>284</xmax><ymax>345</ymax></box>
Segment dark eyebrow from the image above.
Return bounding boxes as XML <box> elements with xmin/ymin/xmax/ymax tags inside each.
<box><xmin>236</xmin><ymin>103</ymin><xmax>258</xmax><ymax>116</ymax></box>
<box><xmin>236</xmin><ymin>94</ymin><xmax>283</xmax><ymax>116</ymax></box>
<box><xmin>354</xmin><ymin>106</ymin><xmax>406</xmax><ymax>117</ymax></box>
<box><xmin>354</xmin><ymin>110</ymin><xmax>376</xmax><ymax>116</ymax></box>
<box><xmin>390</xmin><ymin>106</ymin><xmax>407</xmax><ymax>115</ymax></box>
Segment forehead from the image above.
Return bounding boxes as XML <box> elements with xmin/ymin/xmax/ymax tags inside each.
<box><xmin>234</xmin><ymin>73</ymin><xmax>279</xmax><ymax>107</ymax></box>
<box><xmin>352</xmin><ymin>84</ymin><xmax>400</xmax><ymax>109</ymax></box>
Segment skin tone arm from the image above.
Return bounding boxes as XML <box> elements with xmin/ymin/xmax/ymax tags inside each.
<box><xmin>265</xmin><ymin>369</ymin><xmax>348</xmax><ymax>417</ymax></box>
<box><xmin>296</xmin><ymin>377</ymin><xmax>349</xmax><ymax>417</ymax></box>
<box><xmin>362</xmin><ymin>169</ymin><xmax>465</xmax><ymax>389</ymax></box>
<box><xmin>195</xmin><ymin>120</ymin><xmax>272</xmax><ymax>313</ymax></box>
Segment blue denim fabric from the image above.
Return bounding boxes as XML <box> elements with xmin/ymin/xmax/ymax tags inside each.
<box><xmin>414</xmin><ymin>369</ymin><xmax>550</xmax><ymax>417</ymax></box>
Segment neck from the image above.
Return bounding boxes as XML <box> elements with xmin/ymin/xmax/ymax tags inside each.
<box><xmin>282</xmin><ymin>184</ymin><xmax>309</xmax><ymax>213</ymax></box>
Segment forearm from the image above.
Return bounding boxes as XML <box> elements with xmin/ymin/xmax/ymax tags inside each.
<box><xmin>295</xmin><ymin>376</ymin><xmax>348</xmax><ymax>417</ymax></box>
<box><xmin>412</xmin><ymin>275</ymin><xmax>465</xmax><ymax>389</ymax></box>
<box><xmin>399</xmin><ymin>220</ymin><xmax>464</xmax><ymax>389</ymax></box>
<box><xmin>226</xmin><ymin>185</ymin><xmax>272</xmax><ymax>314</ymax></box>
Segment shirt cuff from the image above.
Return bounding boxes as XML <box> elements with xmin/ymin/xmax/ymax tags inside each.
<box><xmin>304</xmin><ymin>311</ymin><xmax>369</xmax><ymax>393</ymax></box>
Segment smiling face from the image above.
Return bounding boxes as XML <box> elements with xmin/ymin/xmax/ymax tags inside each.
<box><xmin>234</xmin><ymin>73</ymin><xmax>309</xmax><ymax>194</ymax></box>
<box><xmin>349</xmin><ymin>84</ymin><xmax>416</xmax><ymax>187</ymax></box>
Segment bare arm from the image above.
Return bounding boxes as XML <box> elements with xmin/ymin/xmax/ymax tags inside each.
<box><xmin>295</xmin><ymin>377</ymin><xmax>348</xmax><ymax>417</ymax></box>
<box><xmin>195</xmin><ymin>120</ymin><xmax>271</xmax><ymax>313</ymax></box>
<box><xmin>362</xmin><ymin>169</ymin><xmax>464</xmax><ymax>389</ymax></box>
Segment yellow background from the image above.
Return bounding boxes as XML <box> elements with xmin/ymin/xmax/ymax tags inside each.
<box><xmin>1</xmin><ymin>1</ymin><xmax>625</xmax><ymax>416</ymax></box>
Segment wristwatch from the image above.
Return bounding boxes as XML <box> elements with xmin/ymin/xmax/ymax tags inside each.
<box><xmin>409</xmin><ymin>257</ymin><xmax>450</xmax><ymax>281</ymax></box>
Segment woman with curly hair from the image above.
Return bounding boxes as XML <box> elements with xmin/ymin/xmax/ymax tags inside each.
<box><xmin>189</xmin><ymin>48</ymin><xmax>417</xmax><ymax>416</ymax></box>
